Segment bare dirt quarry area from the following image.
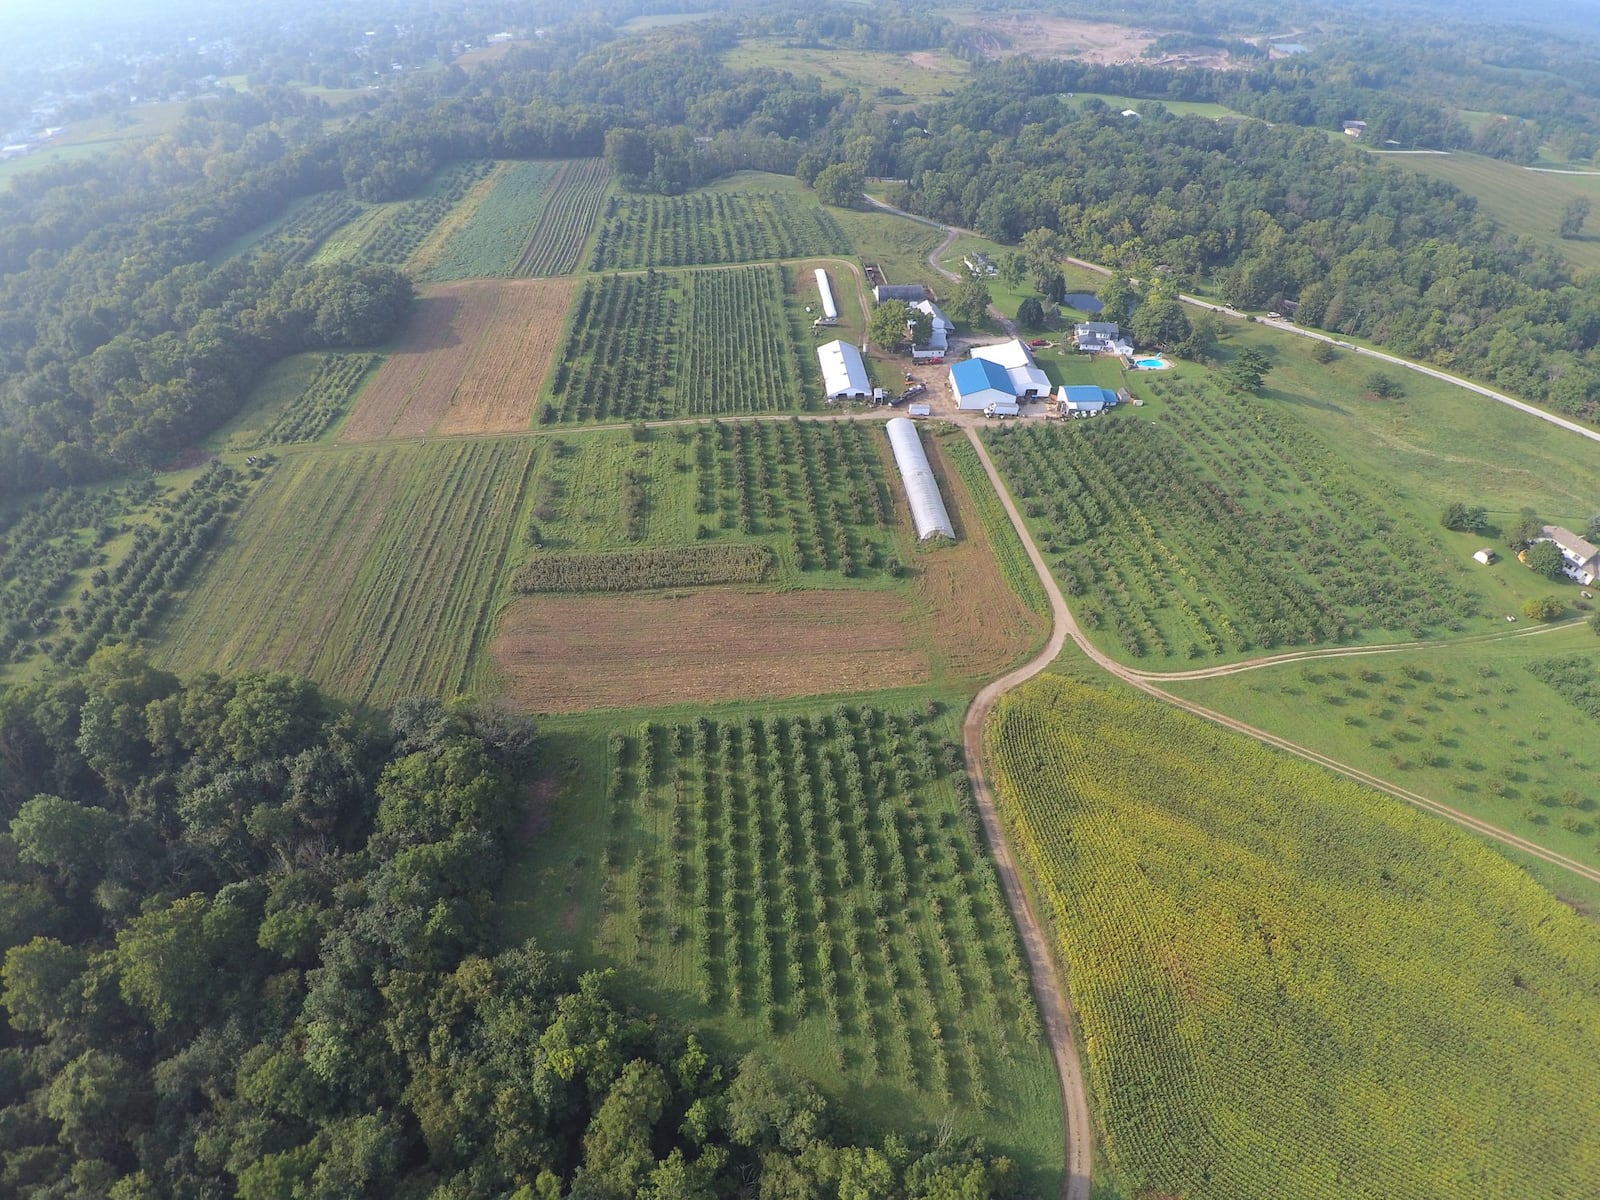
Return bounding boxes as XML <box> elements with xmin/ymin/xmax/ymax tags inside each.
<box><xmin>951</xmin><ymin>15</ymin><xmax>1155</xmax><ymax>63</ymax></box>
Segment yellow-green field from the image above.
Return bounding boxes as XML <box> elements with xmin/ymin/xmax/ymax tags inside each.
<box><xmin>723</xmin><ymin>38</ymin><xmax>970</xmax><ymax>103</ymax></box>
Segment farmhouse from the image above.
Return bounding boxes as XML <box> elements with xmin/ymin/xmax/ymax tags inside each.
<box><xmin>1536</xmin><ymin>525</ymin><xmax>1600</xmax><ymax>585</ymax></box>
<box><xmin>949</xmin><ymin>357</ymin><xmax>1015</xmax><ymax>411</ymax></box>
<box><xmin>971</xmin><ymin>338</ymin><xmax>1050</xmax><ymax>397</ymax></box>
<box><xmin>817</xmin><ymin>339</ymin><xmax>872</xmax><ymax>402</ymax></box>
<box><xmin>1074</xmin><ymin>321</ymin><xmax>1122</xmax><ymax>353</ymax></box>
<box><xmin>915</xmin><ymin>299</ymin><xmax>947</xmax><ymax>355</ymax></box>
<box><xmin>885</xmin><ymin>417</ymin><xmax>955</xmax><ymax>540</ymax></box>
<box><xmin>1057</xmin><ymin>384</ymin><xmax>1121</xmax><ymax>415</ymax></box>
<box><xmin>813</xmin><ymin>268</ymin><xmax>839</xmax><ymax>325</ymax></box>
<box><xmin>963</xmin><ymin>252</ymin><xmax>998</xmax><ymax>277</ymax></box>
<box><xmin>1343</xmin><ymin>120</ymin><xmax>1368</xmax><ymax>137</ymax></box>
<box><xmin>874</xmin><ymin>283</ymin><xmax>927</xmax><ymax>303</ymax></box>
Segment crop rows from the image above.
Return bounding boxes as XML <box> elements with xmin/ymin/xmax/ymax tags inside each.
<box><xmin>988</xmin><ymin>380</ymin><xmax>1476</xmax><ymax>660</ymax></box>
<box><xmin>0</xmin><ymin>480</ymin><xmax>159</xmax><ymax>664</ymax></box>
<box><xmin>511</xmin><ymin>158</ymin><xmax>611</xmax><ymax>276</ymax></box>
<box><xmin>589</xmin><ymin>191</ymin><xmax>851</xmax><ymax>269</ymax></box>
<box><xmin>254</xmin><ymin>192</ymin><xmax>363</xmax><ymax>265</ymax></box>
<box><xmin>692</xmin><ymin>419</ymin><xmax>895</xmax><ymax>575</ymax></box>
<box><xmin>991</xmin><ymin>673</ymin><xmax>1600</xmax><ymax>1200</ymax></box>
<box><xmin>54</xmin><ymin>465</ymin><xmax>247</xmax><ymax>668</ymax></box>
<box><xmin>549</xmin><ymin>267</ymin><xmax>804</xmax><ymax>421</ymax></box>
<box><xmin>513</xmin><ymin>543</ymin><xmax>774</xmax><ymax>592</ymax></box>
<box><xmin>159</xmin><ymin>439</ymin><xmax>535</xmax><ymax>703</ymax></box>
<box><xmin>355</xmin><ymin>159</ymin><xmax>496</xmax><ymax>267</ymax></box>
<box><xmin>421</xmin><ymin>160</ymin><xmax>562</xmax><ymax>279</ymax></box>
<box><xmin>256</xmin><ymin>353</ymin><xmax>379</xmax><ymax>446</ymax></box>
<box><xmin>597</xmin><ymin>707</ymin><xmax>1037</xmax><ymax>1100</ymax></box>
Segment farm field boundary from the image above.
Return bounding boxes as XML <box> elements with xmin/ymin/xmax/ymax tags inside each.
<box><xmin>340</xmin><ymin>278</ymin><xmax>575</xmax><ymax>440</ymax></box>
<box><xmin>512</xmin><ymin>158</ymin><xmax>612</xmax><ymax>275</ymax></box>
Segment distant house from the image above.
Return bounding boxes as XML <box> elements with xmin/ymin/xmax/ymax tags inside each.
<box><xmin>1536</xmin><ymin>525</ymin><xmax>1600</xmax><ymax>585</ymax></box>
<box><xmin>970</xmin><ymin>338</ymin><xmax>1050</xmax><ymax>396</ymax></box>
<box><xmin>1120</xmin><ymin>109</ymin><xmax>1141</xmax><ymax>119</ymax></box>
<box><xmin>1342</xmin><ymin>120</ymin><xmax>1368</xmax><ymax>137</ymax></box>
<box><xmin>1074</xmin><ymin>321</ymin><xmax>1121</xmax><ymax>353</ymax></box>
<box><xmin>1473</xmin><ymin>548</ymin><xmax>1496</xmax><ymax>565</ymax></box>
<box><xmin>874</xmin><ymin>284</ymin><xmax>926</xmax><ymax>303</ymax></box>
<box><xmin>962</xmin><ymin>253</ymin><xmax>998</xmax><ymax>278</ymax></box>
<box><xmin>1271</xmin><ymin>42</ymin><xmax>1309</xmax><ymax>55</ymax></box>
<box><xmin>950</xmin><ymin>358</ymin><xmax>1015</xmax><ymax>411</ymax></box>
<box><xmin>1057</xmin><ymin>385</ymin><xmax>1120</xmax><ymax>415</ymax></box>
<box><xmin>817</xmin><ymin>340</ymin><xmax>872</xmax><ymax>402</ymax></box>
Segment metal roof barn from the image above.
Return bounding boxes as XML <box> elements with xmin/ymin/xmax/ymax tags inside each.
<box><xmin>817</xmin><ymin>339</ymin><xmax>872</xmax><ymax>400</ymax></box>
<box><xmin>885</xmin><ymin>417</ymin><xmax>955</xmax><ymax>541</ymax></box>
<box><xmin>950</xmin><ymin>357</ymin><xmax>1014</xmax><ymax>410</ymax></box>
<box><xmin>814</xmin><ymin>268</ymin><xmax>839</xmax><ymax>321</ymax></box>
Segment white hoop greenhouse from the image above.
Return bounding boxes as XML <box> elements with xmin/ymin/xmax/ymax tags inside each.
<box><xmin>885</xmin><ymin>417</ymin><xmax>955</xmax><ymax>541</ymax></box>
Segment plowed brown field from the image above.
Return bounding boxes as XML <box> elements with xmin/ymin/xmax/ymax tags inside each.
<box><xmin>341</xmin><ymin>278</ymin><xmax>574</xmax><ymax>440</ymax></box>
<box><xmin>492</xmin><ymin>588</ymin><xmax>928</xmax><ymax>712</ymax></box>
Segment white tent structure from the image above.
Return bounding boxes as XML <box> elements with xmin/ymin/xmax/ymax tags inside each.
<box><xmin>814</xmin><ymin>268</ymin><xmax>839</xmax><ymax>322</ymax></box>
<box><xmin>885</xmin><ymin>418</ymin><xmax>955</xmax><ymax>541</ymax></box>
<box><xmin>817</xmin><ymin>340</ymin><xmax>872</xmax><ymax>402</ymax></box>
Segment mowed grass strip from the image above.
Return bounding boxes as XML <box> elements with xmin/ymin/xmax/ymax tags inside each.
<box><xmin>159</xmin><ymin>438</ymin><xmax>536</xmax><ymax>704</ymax></box>
<box><xmin>990</xmin><ymin>675</ymin><xmax>1600</xmax><ymax>1200</ymax></box>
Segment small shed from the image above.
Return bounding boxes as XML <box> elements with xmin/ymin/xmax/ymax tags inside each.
<box><xmin>885</xmin><ymin>418</ymin><xmax>955</xmax><ymax>540</ymax></box>
<box><xmin>1473</xmin><ymin>548</ymin><xmax>1496</xmax><ymax>565</ymax></box>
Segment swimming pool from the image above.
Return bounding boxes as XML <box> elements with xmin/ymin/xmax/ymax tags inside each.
<box><xmin>1133</xmin><ymin>356</ymin><xmax>1170</xmax><ymax>369</ymax></box>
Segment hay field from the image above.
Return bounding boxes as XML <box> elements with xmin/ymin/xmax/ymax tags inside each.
<box><xmin>340</xmin><ymin>278</ymin><xmax>574</xmax><ymax>439</ymax></box>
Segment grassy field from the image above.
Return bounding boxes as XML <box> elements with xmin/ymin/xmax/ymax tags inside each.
<box><xmin>722</xmin><ymin>39</ymin><xmax>971</xmax><ymax>104</ymax></box>
<box><xmin>550</xmin><ymin>266</ymin><xmax>813</xmax><ymax>420</ymax></box>
<box><xmin>828</xmin><ymin>207</ymin><xmax>946</xmax><ymax>293</ymax></box>
<box><xmin>984</xmin><ymin>374</ymin><xmax>1483</xmax><ymax>664</ymax></box>
<box><xmin>157</xmin><ymin>438</ymin><xmax>535</xmax><ymax>704</ymax></box>
<box><xmin>1068</xmin><ymin>92</ymin><xmax>1246</xmax><ymax>120</ymax></box>
<box><xmin>501</xmin><ymin>702</ymin><xmax>1063</xmax><ymax>1193</ymax></box>
<box><xmin>590</xmin><ymin>188</ymin><xmax>852</xmax><ymax>269</ymax></box>
<box><xmin>1380</xmin><ymin>151</ymin><xmax>1600</xmax><ymax>271</ymax></box>
<box><xmin>990</xmin><ymin>674</ymin><xmax>1600</xmax><ymax>1200</ymax></box>
<box><xmin>509</xmin><ymin>158</ymin><xmax>611</xmax><ymax>275</ymax></box>
<box><xmin>412</xmin><ymin>160</ymin><xmax>563</xmax><ymax>278</ymax></box>
<box><xmin>1164</xmin><ymin>625</ymin><xmax>1600</xmax><ymax>880</ymax></box>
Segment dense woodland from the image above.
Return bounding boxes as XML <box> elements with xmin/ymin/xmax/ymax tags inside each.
<box><xmin>0</xmin><ymin>652</ymin><xmax>1018</xmax><ymax>1199</ymax></box>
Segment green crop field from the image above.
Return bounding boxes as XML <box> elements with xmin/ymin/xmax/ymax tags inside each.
<box><xmin>502</xmin><ymin>704</ymin><xmax>1062</xmax><ymax>1192</ymax></box>
<box><xmin>157</xmin><ymin>438</ymin><xmax>535</xmax><ymax>704</ymax></box>
<box><xmin>723</xmin><ymin>38</ymin><xmax>971</xmax><ymax>104</ymax></box>
<box><xmin>303</xmin><ymin>160</ymin><xmax>496</xmax><ymax>268</ymax></box>
<box><xmin>589</xmin><ymin>190</ymin><xmax>852</xmax><ymax>269</ymax></box>
<box><xmin>1382</xmin><ymin>152</ymin><xmax>1600</xmax><ymax>271</ymax></box>
<box><xmin>984</xmin><ymin>376</ymin><xmax>1480</xmax><ymax>664</ymax></box>
<box><xmin>549</xmin><ymin>266</ymin><xmax>812</xmax><ymax>420</ymax></box>
<box><xmin>1163</xmin><ymin>626</ymin><xmax>1600</xmax><ymax>881</ymax></box>
<box><xmin>511</xmin><ymin>158</ymin><xmax>611</xmax><ymax>275</ymax></box>
<box><xmin>521</xmin><ymin>422</ymin><xmax>903</xmax><ymax>582</ymax></box>
<box><xmin>990</xmin><ymin>674</ymin><xmax>1600</xmax><ymax>1200</ymax></box>
<box><xmin>417</xmin><ymin>160</ymin><xmax>562</xmax><ymax>279</ymax></box>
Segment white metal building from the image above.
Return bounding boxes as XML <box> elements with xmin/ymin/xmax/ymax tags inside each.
<box><xmin>817</xmin><ymin>339</ymin><xmax>872</xmax><ymax>402</ymax></box>
<box><xmin>970</xmin><ymin>339</ymin><xmax>1050</xmax><ymax>396</ymax></box>
<box><xmin>885</xmin><ymin>418</ymin><xmax>955</xmax><ymax>540</ymax></box>
<box><xmin>814</xmin><ymin>268</ymin><xmax>839</xmax><ymax>322</ymax></box>
<box><xmin>949</xmin><ymin>357</ymin><xmax>1015</xmax><ymax>411</ymax></box>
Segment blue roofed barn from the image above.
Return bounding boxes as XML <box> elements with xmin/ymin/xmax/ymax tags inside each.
<box><xmin>950</xmin><ymin>357</ymin><xmax>1015</xmax><ymax>411</ymax></box>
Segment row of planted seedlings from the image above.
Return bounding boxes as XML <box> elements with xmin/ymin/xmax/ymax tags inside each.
<box><xmin>610</xmin><ymin>707</ymin><xmax>1037</xmax><ymax>1103</ymax></box>
<box><xmin>550</xmin><ymin>271</ymin><xmax>680</xmax><ymax>421</ymax></box>
<box><xmin>675</xmin><ymin>267</ymin><xmax>804</xmax><ymax>414</ymax></box>
<box><xmin>356</xmin><ymin>159</ymin><xmax>496</xmax><ymax>266</ymax></box>
<box><xmin>253</xmin><ymin>192</ymin><xmax>363</xmax><ymax>265</ymax></box>
<box><xmin>511</xmin><ymin>158</ymin><xmax>612</xmax><ymax>276</ymax></box>
<box><xmin>590</xmin><ymin>192</ymin><xmax>850</xmax><ymax>270</ymax></box>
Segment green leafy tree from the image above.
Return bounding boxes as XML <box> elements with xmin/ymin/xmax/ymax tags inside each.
<box><xmin>1587</xmin><ymin>609</ymin><xmax>1600</xmax><ymax>635</ymax></box>
<box><xmin>1015</xmin><ymin>297</ymin><xmax>1046</xmax><ymax>329</ymax></box>
<box><xmin>1559</xmin><ymin>197</ymin><xmax>1591</xmax><ymax>238</ymax></box>
<box><xmin>1224</xmin><ymin>348</ymin><xmax>1271</xmax><ymax>393</ymax></box>
<box><xmin>869</xmin><ymin>300</ymin><xmax>913</xmax><ymax>352</ymax></box>
<box><xmin>813</xmin><ymin>163</ymin><xmax>864</xmax><ymax>208</ymax></box>
<box><xmin>1364</xmin><ymin>371</ymin><xmax>1404</xmax><ymax>398</ymax></box>
<box><xmin>998</xmin><ymin>252</ymin><xmax>1025</xmax><ymax>289</ymax></box>
<box><xmin>1019</xmin><ymin>227</ymin><xmax>1064</xmax><ymax>290</ymax></box>
<box><xmin>578</xmin><ymin>1059</ymin><xmax>671</xmax><ymax>1198</ymax></box>
<box><xmin>946</xmin><ymin>276</ymin><xmax>991</xmax><ymax>329</ymax></box>
<box><xmin>2</xmin><ymin>936</ymin><xmax>89</xmax><ymax>1035</ymax></box>
<box><xmin>1130</xmin><ymin>293</ymin><xmax>1191</xmax><ymax>347</ymax></box>
<box><xmin>1310</xmin><ymin>339</ymin><xmax>1336</xmax><ymax>363</ymax></box>
<box><xmin>1097</xmin><ymin>273</ymin><xmax>1139</xmax><ymax>326</ymax></box>
<box><xmin>724</xmin><ymin>1054</ymin><xmax>826</xmax><ymax>1153</ymax></box>
<box><xmin>10</xmin><ymin>795</ymin><xmax>121</xmax><ymax>888</ymax></box>
<box><xmin>1522</xmin><ymin>594</ymin><xmax>1563</xmax><ymax>621</ymax></box>
<box><xmin>1524</xmin><ymin>540</ymin><xmax>1567</xmax><ymax>580</ymax></box>
<box><xmin>1509</xmin><ymin>507</ymin><xmax>1546</xmax><ymax>549</ymax></box>
<box><xmin>1441</xmin><ymin>503</ymin><xmax>1489</xmax><ymax>534</ymax></box>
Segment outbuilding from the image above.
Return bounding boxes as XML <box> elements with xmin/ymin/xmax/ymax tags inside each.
<box><xmin>1473</xmin><ymin>548</ymin><xmax>1496</xmax><ymax>565</ymax></box>
<box><xmin>885</xmin><ymin>418</ymin><xmax>955</xmax><ymax>540</ymax></box>
<box><xmin>950</xmin><ymin>357</ymin><xmax>1015</xmax><ymax>411</ymax></box>
<box><xmin>970</xmin><ymin>338</ymin><xmax>1050</xmax><ymax>397</ymax></box>
<box><xmin>817</xmin><ymin>339</ymin><xmax>872</xmax><ymax>402</ymax></box>
<box><xmin>1057</xmin><ymin>385</ymin><xmax>1120</xmax><ymax>415</ymax></box>
<box><xmin>814</xmin><ymin>268</ymin><xmax>839</xmax><ymax>323</ymax></box>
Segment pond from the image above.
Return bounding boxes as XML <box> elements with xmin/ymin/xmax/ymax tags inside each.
<box><xmin>1061</xmin><ymin>292</ymin><xmax>1103</xmax><ymax>313</ymax></box>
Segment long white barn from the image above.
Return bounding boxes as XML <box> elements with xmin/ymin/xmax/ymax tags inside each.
<box><xmin>817</xmin><ymin>339</ymin><xmax>872</xmax><ymax>402</ymax></box>
<box><xmin>885</xmin><ymin>417</ymin><xmax>955</xmax><ymax>540</ymax></box>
